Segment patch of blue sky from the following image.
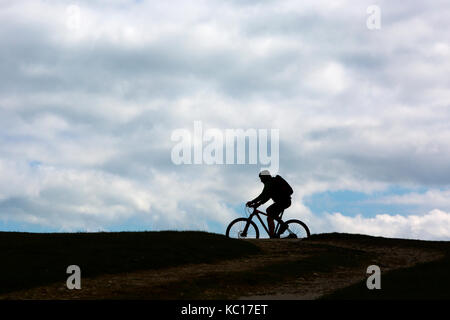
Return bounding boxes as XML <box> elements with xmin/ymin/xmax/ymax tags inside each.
<box><xmin>28</xmin><ymin>160</ymin><xmax>42</xmax><ymax>168</ymax></box>
<box><xmin>0</xmin><ymin>220</ymin><xmax>58</xmax><ymax>233</ymax></box>
<box><xmin>303</xmin><ymin>185</ymin><xmax>432</xmax><ymax>218</ymax></box>
<box><xmin>107</xmin><ymin>217</ymin><xmax>226</xmax><ymax>235</ymax></box>
<box><xmin>107</xmin><ymin>222</ymin><xmax>152</xmax><ymax>233</ymax></box>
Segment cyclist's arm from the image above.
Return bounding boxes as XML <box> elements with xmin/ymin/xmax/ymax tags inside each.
<box><xmin>248</xmin><ymin>185</ymin><xmax>270</xmax><ymax>206</ymax></box>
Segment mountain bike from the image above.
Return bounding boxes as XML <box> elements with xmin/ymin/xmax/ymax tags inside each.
<box><xmin>226</xmin><ymin>205</ymin><xmax>310</xmax><ymax>239</ymax></box>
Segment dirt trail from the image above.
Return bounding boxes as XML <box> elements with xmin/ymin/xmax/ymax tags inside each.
<box><xmin>242</xmin><ymin>238</ymin><xmax>443</xmax><ymax>300</ymax></box>
<box><xmin>0</xmin><ymin>238</ymin><xmax>443</xmax><ymax>300</ymax></box>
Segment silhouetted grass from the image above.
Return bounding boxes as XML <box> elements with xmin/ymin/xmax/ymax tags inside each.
<box><xmin>0</xmin><ymin>231</ymin><xmax>260</xmax><ymax>294</ymax></box>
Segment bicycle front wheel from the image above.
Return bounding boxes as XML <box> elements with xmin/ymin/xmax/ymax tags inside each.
<box><xmin>279</xmin><ymin>219</ymin><xmax>310</xmax><ymax>239</ymax></box>
<box><xmin>226</xmin><ymin>218</ymin><xmax>259</xmax><ymax>239</ymax></box>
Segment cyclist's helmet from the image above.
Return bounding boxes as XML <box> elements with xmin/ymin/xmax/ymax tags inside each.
<box><xmin>259</xmin><ymin>170</ymin><xmax>271</xmax><ymax>177</ymax></box>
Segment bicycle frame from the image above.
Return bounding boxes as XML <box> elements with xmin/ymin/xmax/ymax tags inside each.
<box><xmin>243</xmin><ymin>207</ymin><xmax>285</xmax><ymax>237</ymax></box>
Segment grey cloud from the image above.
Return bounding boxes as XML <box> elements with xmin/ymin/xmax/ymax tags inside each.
<box><xmin>1</xmin><ymin>0</ymin><xmax>450</xmax><ymax>235</ymax></box>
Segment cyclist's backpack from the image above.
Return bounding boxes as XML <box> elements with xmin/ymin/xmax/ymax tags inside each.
<box><xmin>274</xmin><ymin>175</ymin><xmax>293</xmax><ymax>197</ymax></box>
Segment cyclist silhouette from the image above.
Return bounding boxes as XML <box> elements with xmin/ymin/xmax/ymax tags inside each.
<box><xmin>246</xmin><ymin>170</ymin><xmax>293</xmax><ymax>238</ymax></box>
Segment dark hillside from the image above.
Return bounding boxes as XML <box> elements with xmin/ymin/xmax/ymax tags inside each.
<box><xmin>0</xmin><ymin>231</ymin><xmax>260</xmax><ymax>294</ymax></box>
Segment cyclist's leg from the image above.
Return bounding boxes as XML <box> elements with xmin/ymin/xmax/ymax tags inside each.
<box><xmin>275</xmin><ymin>199</ymin><xmax>292</xmax><ymax>234</ymax></box>
<box><xmin>267</xmin><ymin>203</ymin><xmax>283</xmax><ymax>237</ymax></box>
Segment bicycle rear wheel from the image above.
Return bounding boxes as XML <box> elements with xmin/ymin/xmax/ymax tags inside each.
<box><xmin>279</xmin><ymin>219</ymin><xmax>310</xmax><ymax>239</ymax></box>
<box><xmin>226</xmin><ymin>218</ymin><xmax>259</xmax><ymax>239</ymax></box>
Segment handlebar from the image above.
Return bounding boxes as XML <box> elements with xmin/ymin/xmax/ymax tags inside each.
<box><xmin>245</xmin><ymin>203</ymin><xmax>260</xmax><ymax>214</ymax></box>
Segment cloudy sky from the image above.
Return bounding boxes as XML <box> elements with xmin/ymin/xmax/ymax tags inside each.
<box><xmin>1</xmin><ymin>0</ymin><xmax>450</xmax><ymax>240</ymax></box>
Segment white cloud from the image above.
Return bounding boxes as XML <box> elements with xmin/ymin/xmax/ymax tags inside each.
<box><xmin>321</xmin><ymin>209</ymin><xmax>450</xmax><ymax>241</ymax></box>
<box><xmin>375</xmin><ymin>189</ymin><xmax>450</xmax><ymax>211</ymax></box>
<box><xmin>0</xmin><ymin>159</ymin><xmax>240</xmax><ymax>232</ymax></box>
<box><xmin>306</xmin><ymin>62</ymin><xmax>350</xmax><ymax>94</ymax></box>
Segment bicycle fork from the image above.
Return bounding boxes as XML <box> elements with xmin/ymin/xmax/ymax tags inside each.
<box><xmin>241</xmin><ymin>216</ymin><xmax>253</xmax><ymax>237</ymax></box>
